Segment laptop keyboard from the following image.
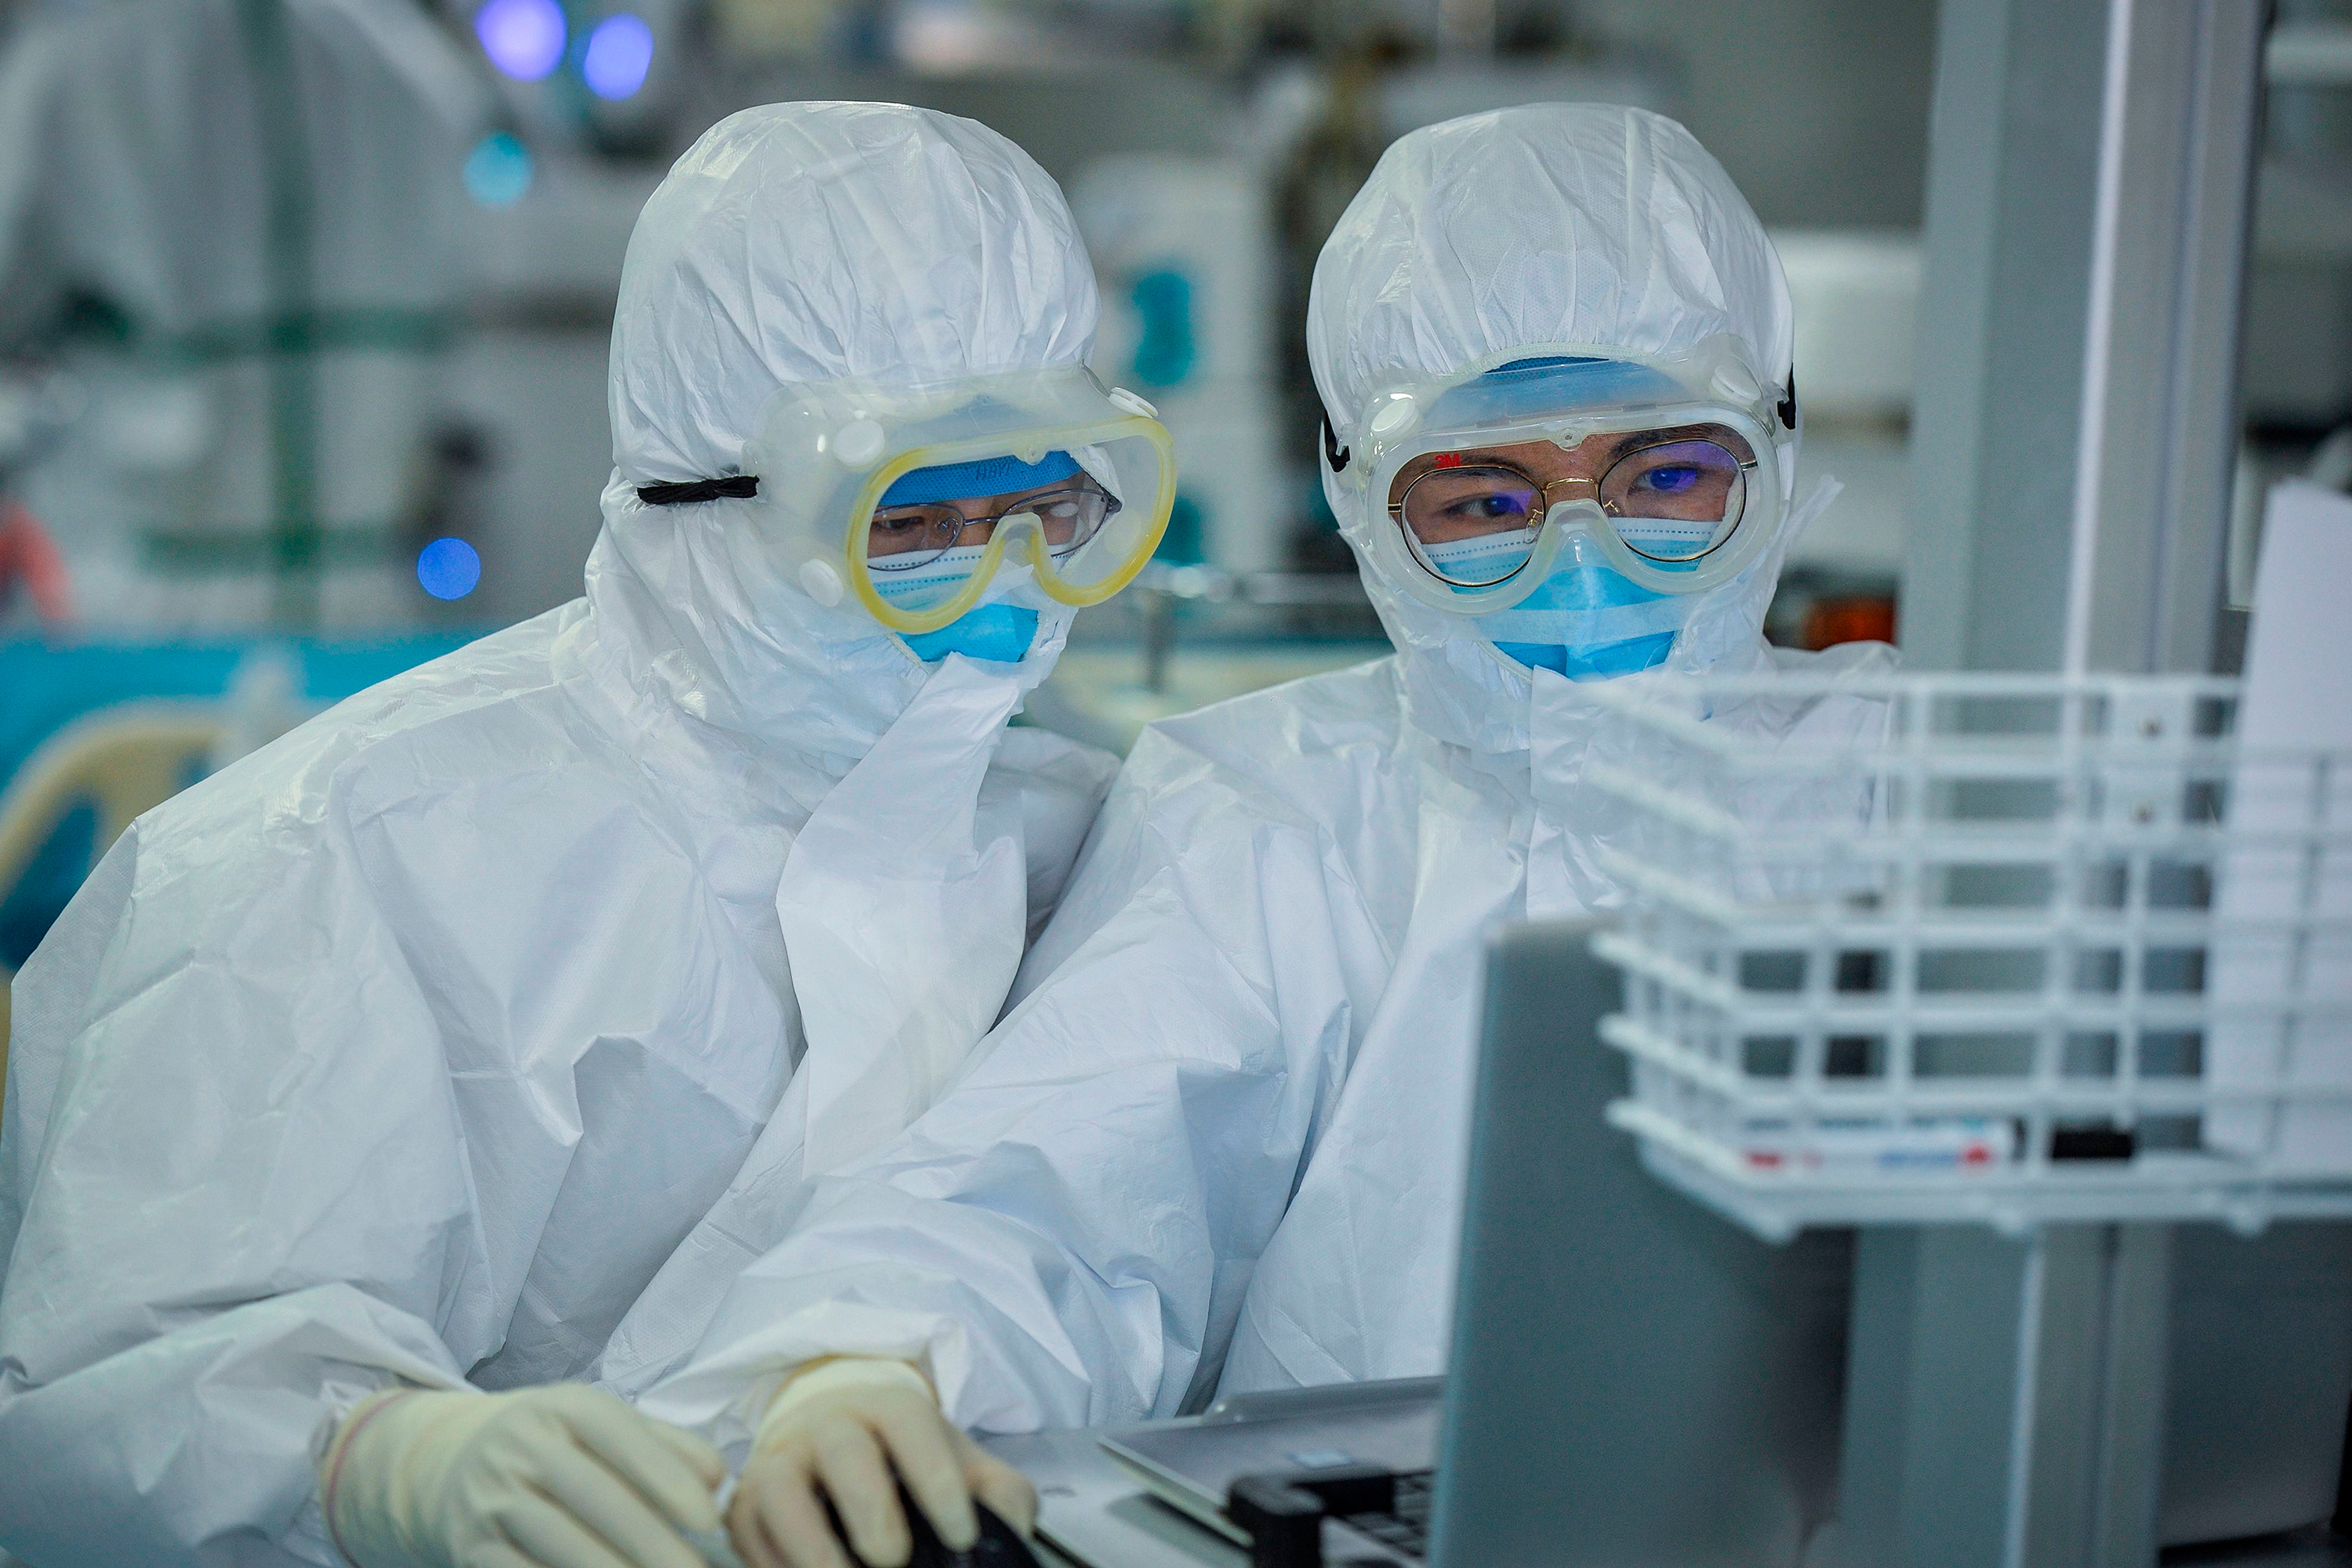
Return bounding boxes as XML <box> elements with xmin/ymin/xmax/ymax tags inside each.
<box><xmin>1333</xmin><ymin>1468</ymin><xmax>1436</xmax><ymax>1562</ymax></box>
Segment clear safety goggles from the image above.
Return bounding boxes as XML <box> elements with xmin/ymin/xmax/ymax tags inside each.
<box><xmin>1334</xmin><ymin>346</ymin><xmax>1793</xmax><ymax>613</ymax></box>
<box><xmin>741</xmin><ymin>365</ymin><xmax>1176</xmax><ymax>636</ymax></box>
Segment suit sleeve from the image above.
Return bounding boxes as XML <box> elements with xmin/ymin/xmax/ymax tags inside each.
<box><xmin>633</xmin><ymin>757</ymin><xmax>1368</xmax><ymax>1445</ymax></box>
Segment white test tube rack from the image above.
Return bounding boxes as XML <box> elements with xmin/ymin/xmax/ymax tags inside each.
<box><xmin>1578</xmin><ymin>670</ymin><xmax>2352</xmax><ymax>1242</ymax></box>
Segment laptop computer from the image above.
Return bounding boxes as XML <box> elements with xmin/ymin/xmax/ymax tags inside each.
<box><xmin>1094</xmin><ymin>916</ymin><xmax>1853</xmax><ymax>1566</ymax></box>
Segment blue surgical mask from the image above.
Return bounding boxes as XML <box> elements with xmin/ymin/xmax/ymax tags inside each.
<box><xmin>898</xmin><ymin>603</ymin><xmax>1040</xmax><ymax>664</ymax></box>
<box><xmin>1420</xmin><ymin>536</ymin><xmax>1692</xmax><ymax>680</ymax></box>
<box><xmin>871</xmin><ymin>546</ymin><xmax>1040</xmax><ymax>663</ymax></box>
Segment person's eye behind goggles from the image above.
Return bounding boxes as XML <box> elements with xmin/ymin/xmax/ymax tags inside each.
<box><xmin>862</xmin><ymin>450</ymin><xmax>1120</xmax><ymax>579</ymax></box>
<box><xmin>1391</xmin><ymin>425</ymin><xmax>1755</xmax><ymax>583</ymax></box>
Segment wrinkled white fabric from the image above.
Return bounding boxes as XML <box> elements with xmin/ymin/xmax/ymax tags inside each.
<box><xmin>0</xmin><ymin>0</ymin><xmax>486</xmax><ymax>628</ymax></box>
<box><xmin>608</xmin><ymin>104</ymin><xmax>1096</xmax><ymax>493</ymax></box>
<box><xmin>606</xmin><ymin>102</ymin><xmax>1895</xmax><ymax>1455</ymax></box>
<box><xmin>782</xmin><ymin>655</ymin><xmax>1034</xmax><ymax>1177</ymax></box>
<box><xmin>0</xmin><ymin>102</ymin><xmax>1117</xmax><ymax>1567</ymax></box>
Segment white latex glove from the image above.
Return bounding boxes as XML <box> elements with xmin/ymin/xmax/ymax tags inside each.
<box><xmin>319</xmin><ymin>1385</ymin><xmax>728</xmax><ymax>1568</ymax></box>
<box><xmin>728</xmin><ymin>1358</ymin><xmax>1037</xmax><ymax>1568</ymax></box>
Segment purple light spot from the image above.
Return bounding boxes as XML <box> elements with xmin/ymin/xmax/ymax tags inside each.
<box><xmin>582</xmin><ymin>13</ymin><xmax>654</xmax><ymax>100</ymax></box>
<box><xmin>476</xmin><ymin>0</ymin><xmax>565</xmax><ymax>82</ymax></box>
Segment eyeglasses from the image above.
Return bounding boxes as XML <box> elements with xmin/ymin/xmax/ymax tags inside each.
<box><xmin>1388</xmin><ymin>428</ymin><xmax>1755</xmax><ymax>588</ymax></box>
<box><xmin>866</xmin><ymin>481</ymin><xmax>1120</xmax><ymax>571</ymax></box>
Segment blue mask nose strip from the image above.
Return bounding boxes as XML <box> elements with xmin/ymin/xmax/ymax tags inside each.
<box><xmin>898</xmin><ymin>604</ymin><xmax>1040</xmax><ymax>664</ymax></box>
<box><xmin>869</xmin><ymin>542</ymin><xmax>1043</xmax><ymax>662</ymax></box>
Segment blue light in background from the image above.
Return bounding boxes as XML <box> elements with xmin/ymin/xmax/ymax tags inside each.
<box><xmin>582</xmin><ymin>13</ymin><xmax>654</xmax><ymax>100</ymax></box>
<box><xmin>475</xmin><ymin>0</ymin><xmax>565</xmax><ymax>81</ymax></box>
<box><xmin>463</xmin><ymin>132</ymin><xmax>534</xmax><ymax>207</ymax></box>
<box><xmin>417</xmin><ymin>539</ymin><xmax>482</xmax><ymax>601</ymax></box>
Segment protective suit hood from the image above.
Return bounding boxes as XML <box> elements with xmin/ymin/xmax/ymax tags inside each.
<box><xmin>1306</xmin><ymin>102</ymin><xmax>1804</xmax><ymax>757</ymax></box>
<box><xmin>586</xmin><ymin>102</ymin><xmax>1101</xmax><ymax>774</ymax></box>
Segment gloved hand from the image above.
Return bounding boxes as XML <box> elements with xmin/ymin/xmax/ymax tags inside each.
<box><xmin>319</xmin><ymin>1384</ymin><xmax>728</xmax><ymax>1568</ymax></box>
<box><xmin>728</xmin><ymin>1358</ymin><xmax>1037</xmax><ymax>1568</ymax></box>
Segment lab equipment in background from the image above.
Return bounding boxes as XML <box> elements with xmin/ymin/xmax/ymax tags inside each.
<box><xmin>1769</xmin><ymin>229</ymin><xmax>1918</xmax><ymax>648</ymax></box>
<box><xmin>1074</xmin><ymin>157</ymin><xmax>1283</xmax><ymax>573</ymax></box>
<box><xmin>0</xmin><ymin>0</ymin><xmax>493</xmax><ymax>631</ymax></box>
<box><xmin>0</xmin><ymin>364</ymin><xmax>80</xmax><ymax>628</ymax></box>
<box><xmin>1873</xmin><ymin>6</ymin><xmax>2349</xmax><ymax>1556</ymax></box>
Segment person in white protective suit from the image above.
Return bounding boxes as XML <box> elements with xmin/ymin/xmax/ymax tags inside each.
<box><xmin>0</xmin><ymin>102</ymin><xmax>1181</xmax><ymax>1568</ymax></box>
<box><xmin>586</xmin><ymin>102</ymin><xmax>1899</xmax><ymax>1567</ymax></box>
<box><xmin>0</xmin><ymin>0</ymin><xmax>489</xmax><ymax>629</ymax></box>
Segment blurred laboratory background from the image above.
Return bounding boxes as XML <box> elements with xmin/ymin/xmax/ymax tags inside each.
<box><xmin>2</xmin><ymin>0</ymin><xmax>2350</xmax><ymax>960</ymax></box>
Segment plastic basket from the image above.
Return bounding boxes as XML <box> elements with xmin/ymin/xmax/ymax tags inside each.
<box><xmin>1580</xmin><ymin>672</ymin><xmax>2352</xmax><ymax>1240</ymax></box>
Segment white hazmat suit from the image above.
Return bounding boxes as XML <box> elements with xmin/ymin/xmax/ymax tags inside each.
<box><xmin>598</xmin><ymin>103</ymin><xmax>1897</xmax><ymax>1446</ymax></box>
<box><xmin>0</xmin><ymin>103</ymin><xmax>1117</xmax><ymax>1566</ymax></box>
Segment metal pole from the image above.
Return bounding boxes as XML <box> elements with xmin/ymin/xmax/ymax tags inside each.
<box><xmin>1850</xmin><ymin>1</ymin><xmax>2270</xmax><ymax>1560</ymax></box>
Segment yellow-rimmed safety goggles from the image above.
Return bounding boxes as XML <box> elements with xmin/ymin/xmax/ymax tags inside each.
<box><xmin>735</xmin><ymin>365</ymin><xmax>1177</xmax><ymax>636</ymax></box>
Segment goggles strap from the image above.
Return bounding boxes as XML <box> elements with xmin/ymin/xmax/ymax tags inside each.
<box><xmin>637</xmin><ymin>475</ymin><xmax>760</xmax><ymax>506</ymax></box>
<box><xmin>1320</xmin><ymin>412</ymin><xmax>1350</xmax><ymax>474</ymax></box>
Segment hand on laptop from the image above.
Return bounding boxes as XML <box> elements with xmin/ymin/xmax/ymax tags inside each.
<box><xmin>728</xmin><ymin>1357</ymin><xmax>1036</xmax><ymax>1568</ymax></box>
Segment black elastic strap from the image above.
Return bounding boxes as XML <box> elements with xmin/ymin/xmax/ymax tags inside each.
<box><xmin>1320</xmin><ymin>413</ymin><xmax>1350</xmax><ymax>474</ymax></box>
<box><xmin>1777</xmin><ymin>370</ymin><xmax>1798</xmax><ymax>432</ymax></box>
<box><xmin>637</xmin><ymin>475</ymin><xmax>759</xmax><ymax>506</ymax></box>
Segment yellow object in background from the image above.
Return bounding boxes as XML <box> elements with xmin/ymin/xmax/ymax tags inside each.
<box><xmin>0</xmin><ymin>707</ymin><xmax>224</xmax><ymax>1090</ymax></box>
